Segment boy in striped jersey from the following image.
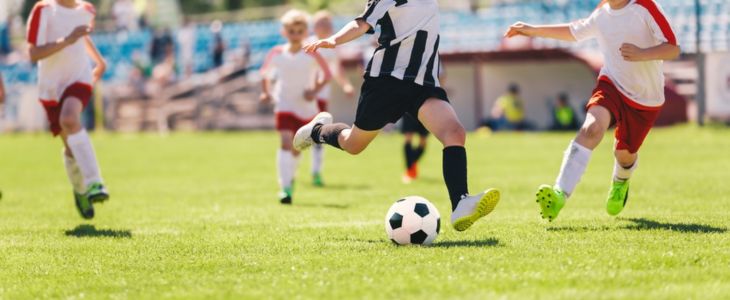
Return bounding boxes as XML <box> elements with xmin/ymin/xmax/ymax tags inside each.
<box><xmin>295</xmin><ymin>0</ymin><xmax>500</xmax><ymax>231</ymax></box>
<box><xmin>505</xmin><ymin>0</ymin><xmax>680</xmax><ymax>221</ymax></box>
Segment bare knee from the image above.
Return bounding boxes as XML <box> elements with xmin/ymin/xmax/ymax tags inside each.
<box><xmin>614</xmin><ymin>149</ymin><xmax>637</xmax><ymax>166</ymax></box>
<box><xmin>59</xmin><ymin>112</ymin><xmax>81</xmax><ymax>133</ymax></box>
<box><xmin>578</xmin><ymin>121</ymin><xmax>604</xmax><ymax>143</ymax></box>
<box><xmin>440</xmin><ymin>124</ymin><xmax>466</xmax><ymax>147</ymax></box>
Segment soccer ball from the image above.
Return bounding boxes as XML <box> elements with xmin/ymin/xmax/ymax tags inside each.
<box><xmin>385</xmin><ymin>196</ymin><xmax>440</xmax><ymax>246</ymax></box>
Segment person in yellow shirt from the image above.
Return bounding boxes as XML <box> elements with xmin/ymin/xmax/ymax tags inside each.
<box><xmin>488</xmin><ymin>83</ymin><xmax>529</xmax><ymax>130</ymax></box>
<box><xmin>551</xmin><ymin>93</ymin><xmax>580</xmax><ymax>131</ymax></box>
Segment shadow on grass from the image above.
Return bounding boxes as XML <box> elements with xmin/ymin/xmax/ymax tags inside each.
<box><xmin>65</xmin><ymin>225</ymin><xmax>132</xmax><ymax>238</ymax></box>
<box><xmin>296</xmin><ymin>203</ymin><xmax>350</xmax><ymax>209</ymax></box>
<box><xmin>622</xmin><ymin>218</ymin><xmax>727</xmax><ymax>234</ymax></box>
<box><xmin>432</xmin><ymin>238</ymin><xmax>500</xmax><ymax>248</ymax></box>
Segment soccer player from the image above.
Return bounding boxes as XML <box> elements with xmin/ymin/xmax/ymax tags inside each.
<box><xmin>296</xmin><ymin>0</ymin><xmax>500</xmax><ymax>231</ymax></box>
<box><xmin>309</xmin><ymin>10</ymin><xmax>356</xmax><ymax>187</ymax></box>
<box><xmin>260</xmin><ymin>9</ymin><xmax>332</xmax><ymax>204</ymax></box>
<box><xmin>400</xmin><ymin>108</ymin><xmax>429</xmax><ymax>184</ymax></box>
<box><xmin>505</xmin><ymin>0</ymin><xmax>680</xmax><ymax>221</ymax></box>
<box><xmin>26</xmin><ymin>0</ymin><xmax>110</xmax><ymax>219</ymax></box>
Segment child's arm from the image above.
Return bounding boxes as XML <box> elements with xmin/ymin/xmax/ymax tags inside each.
<box><xmin>619</xmin><ymin>42</ymin><xmax>680</xmax><ymax>62</ymax></box>
<box><xmin>29</xmin><ymin>25</ymin><xmax>91</xmax><ymax>62</ymax></box>
<box><xmin>333</xmin><ymin>58</ymin><xmax>355</xmax><ymax>97</ymax></box>
<box><xmin>83</xmin><ymin>36</ymin><xmax>107</xmax><ymax>84</ymax></box>
<box><xmin>504</xmin><ymin>22</ymin><xmax>576</xmax><ymax>42</ymax></box>
<box><xmin>304</xmin><ymin>19</ymin><xmax>372</xmax><ymax>53</ymax></box>
<box><xmin>304</xmin><ymin>53</ymin><xmax>334</xmax><ymax>101</ymax></box>
<box><xmin>260</xmin><ymin>76</ymin><xmax>272</xmax><ymax>103</ymax></box>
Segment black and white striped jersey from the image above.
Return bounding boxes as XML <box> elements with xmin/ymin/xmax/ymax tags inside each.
<box><xmin>356</xmin><ymin>0</ymin><xmax>442</xmax><ymax>87</ymax></box>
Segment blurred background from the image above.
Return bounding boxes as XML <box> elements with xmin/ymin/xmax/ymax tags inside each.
<box><xmin>0</xmin><ymin>0</ymin><xmax>728</xmax><ymax>134</ymax></box>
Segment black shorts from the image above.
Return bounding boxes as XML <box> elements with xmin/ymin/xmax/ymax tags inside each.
<box><xmin>400</xmin><ymin>113</ymin><xmax>429</xmax><ymax>136</ymax></box>
<box><xmin>354</xmin><ymin>76</ymin><xmax>449</xmax><ymax>131</ymax></box>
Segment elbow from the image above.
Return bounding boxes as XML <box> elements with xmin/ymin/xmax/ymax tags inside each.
<box><xmin>28</xmin><ymin>50</ymin><xmax>39</xmax><ymax>63</ymax></box>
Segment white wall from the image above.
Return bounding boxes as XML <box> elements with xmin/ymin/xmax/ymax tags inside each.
<box><xmin>705</xmin><ymin>52</ymin><xmax>730</xmax><ymax>119</ymax></box>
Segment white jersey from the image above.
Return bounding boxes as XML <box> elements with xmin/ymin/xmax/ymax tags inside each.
<box><xmin>315</xmin><ymin>47</ymin><xmax>338</xmax><ymax>100</ymax></box>
<box><xmin>570</xmin><ymin>0</ymin><xmax>677</xmax><ymax>108</ymax></box>
<box><xmin>261</xmin><ymin>44</ymin><xmax>331</xmax><ymax>119</ymax></box>
<box><xmin>26</xmin><ymin>0</ymin><xmax>95</xmax><ymax>102</ymax></box>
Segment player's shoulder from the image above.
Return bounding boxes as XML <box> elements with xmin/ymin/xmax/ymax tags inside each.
<box><xmin>78</xmin><ymin>0</ymin><xmax>97</xmax><ymax>15</ymax></box>
<box><xmin>30</xmin><ymin>0</ymin><xmax>51</xmax><ymax>12</ymax></box>
<box><xmin>631</xmin><ymin>0</ymin><xmax>666</xmax><ymax>14</ymax></box>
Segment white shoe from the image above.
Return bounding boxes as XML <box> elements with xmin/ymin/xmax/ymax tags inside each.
<box><xmin>451</xmin><ymin>188</ymin><xmax>500</xmax><ymax>231</ymax></box>
<box><xmin>294</xmin><ymin>112</ymin><xmax>333</xmax><ymax>151</ymax></box>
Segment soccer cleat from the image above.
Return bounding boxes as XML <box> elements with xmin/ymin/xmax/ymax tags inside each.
<box><xmin>535</xmin><ymin>185</ymin><xmax>566</xmax><ymax>222</ymax></box>
<box><xmin>74</xmin><ymin>192</ymin><xmax>94</xmax><ymax>219</ymax></box>
<box><xmin>606</xmin><ymin>180</ymin><xmax>630</xmax><ymax>216</ymax></box>
<box><xmin>312</xmin><ymin>173</ymin><xmax>325</xmax><ymax>187</ymax></box>
<box><xmin>85</xmin><ymin>183</ymin><xmax>110</xmax><ymax>204</ymax></box>
<box><xmin>451</xmin><ymin>188</ymin><xmax>500</xmax><ymax>231</ymax></box>
<box><xmin>279</xmin><ymin>187</ymin><xmax>293</xmax><ymax>205</ymax></box>
<box><xmin>293</xmin><ymin>112</ymin><xmax>333</xmax><ymax>151</ymax></box>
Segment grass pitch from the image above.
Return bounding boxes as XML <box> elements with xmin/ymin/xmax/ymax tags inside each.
<box><xmin>0</xmin><ymin>126</ymin><xmax>729</xmax><ymax>299</ymax></box>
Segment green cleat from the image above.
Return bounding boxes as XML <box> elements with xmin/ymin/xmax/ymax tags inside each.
<box><xmin>535</xmin><ymin>185</ymin><xmax>566</xmax><ymax>222</ymax></box>
<box><xmin>279</xmin><ymin>187</ymin><xmax>293</xmax><ymax>205</ymax></box>
<box><xmin>85</xmin><ymin>183</ymin><xmax>110</xmax><ymax>204</ymax></box>
<box><xmin>74</xmin><ymin>192</ymin><xmax>94</xmax><ymax>219</ymax></box>
<box><xmin>606</xmin><ymin>180</ymin><xmax>630</xmax><ymax>216</ymax></box>
<box><xmin>312</xmin><ymin>173</ymin><xmax>324</xmax><ymax>187</ymax></box>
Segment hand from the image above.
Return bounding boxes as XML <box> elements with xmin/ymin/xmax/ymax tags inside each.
<box><xmin>65</xmin><ymin>25</ymin><xmax>92</xmax><ymax>45</ymax></box>
<box><xmin>504</xmin><ymin>22</ymin><xmax>536</xmax><ymax>38</ymax></box>
<box><xmin>303</xmin><ymin>89</ymin><xmax>317</xmax><ymax>101</ymax></box>
<box><xmin>92</xmin><ymin>61</ymin><xmax>106</xmax><ymax>84</ymax></box>
<box><xmin>304</xmin><ymin>37</ymin><xmax>337</xmax><ymax>53</ymax></box>
<box><xmin>342</xmin><ymin>83</ymin><xmax>355</xmax><ymax>97</ymax></box>
<box><xmin>620</xmin><ymin>43</ymin><xmax>645</xmax><ymax>61</ymax></box>
<box><xmin>259</xmin><ymin>92</ymin><xmax>271</xmax><ymax>104</ymax></box>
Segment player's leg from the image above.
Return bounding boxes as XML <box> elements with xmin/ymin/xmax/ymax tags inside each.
<box><xmin>417</xmin><ymin>98</ymin><xmax>499</xmax><ymax>231</ymax></box>
<box><xmin>536</xmin><ymin>105</ymin><xmax>612</xmax><ymax>221</ymax></box>
<box><xmin>294</xmin><ymin>111</ymin><xmax>380</xmax><ymax>155</ymax></box>
<box><xmin>402</xmin><ymin>132</ymin><xmax>416</xmax><ymax>183</ymax></box>
<box><xmin>277</xmin><ymin>130</ymin><xmax>300</xmax><ymax>204</ymax></box>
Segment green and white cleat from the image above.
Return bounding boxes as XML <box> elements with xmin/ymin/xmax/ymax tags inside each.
<box><xmin>312</xmin><ymin>173</ymin><xmax>325</xmax><ymax>187</ymax></box>
<box><xmin>451</xmin><ymin>188</ymin><xmax>500</xmax><ymax>231</ymax></box>
<box><xmin>535</xmin><ymin>185</ymin><xmax>566</xmax><ymax>222</ymax></box>
<box><xmin>279</xmin><ymin>187</ymin><xmax>293</xmax><ymax>205</ymax></box>
<box><xmin>85</xmin><ymin>183</ymin><xmax>110</xmax><ymax>204</ymax></box>
<box><xmin>74</xmin><ymin>192</ymin><xmax>94</xmax><ymax>219</ymax></box>
<box><xmin>606</xmin><ymin>180</ymin><xmax>630</xmax><ymax>216</ymax></box>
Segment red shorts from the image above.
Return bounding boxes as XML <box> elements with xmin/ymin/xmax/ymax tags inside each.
<box><xmin>39</xmin><ymin>82</ymin><xmax>93</xmax><ymax>136</ymax></box>
<box><xmin>587</xmin><ymin>77</ymin><xmax>661</xmax><ymax>153</ymax></box>
<box><xmin>317</xmin><ymin>99</ymin><xmax>328</xmax><ymax>112</ymax></box>
<box><xmin>275</xmin><ymin>112</ymin><xmax>312</xmax><ymax>132</ymax></box>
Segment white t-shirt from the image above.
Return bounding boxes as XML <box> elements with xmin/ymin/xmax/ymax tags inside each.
<box><xmin>261</xmin><ymin>44</ymin><xmax>331</xmax><ymax>119</ymax></box>
<box><xmin>27</xmin><ymin>0</ymin><xmax>95</xmax><ymax>102</ymax></box>
<box><xmin>570</xmin><ymin>0</ymin><xmax>678</xmax><ymax>108</ymax></box>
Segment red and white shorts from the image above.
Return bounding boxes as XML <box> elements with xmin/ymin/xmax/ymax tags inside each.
<box><xmin>275</xmin><ymin>112</ymin><xmax>313</xmax><ymax>133</ymax></box>
<box><xmin>39</xmin><ymin>82</ymin><xmax>93</xmax><ymax>136</ymax></box>
<box><xmin>587</xmin><ymin>76</ymin><xmax>661</xmax><ymax>154</ymax></box>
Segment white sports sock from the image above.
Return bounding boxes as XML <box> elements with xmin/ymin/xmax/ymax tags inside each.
<box><xmin>613</xmin><ymin>158</ymin><xmax>638</xmax><ymax>182</ymax></box>
<box><xmin>312</xmin><ymin>144</ymin><xmax>324</xmax><ymax>174</ymax></box>
<box><xmin>66</xmin><ymin>129</ymin><xmax>103</xmax><ymax>187</ymax></box>
<box><xmin>277</xmin><ymin>149</ymin><xmax>296</xmax><ymax>189</ymax></box>
<box><xmin>555</xmin><ymin>140</ymin><xmax>593</xmax><ymax>197</ymax></box>
<box><xmin>62</xmin><ymin>150</ymin><xmax>85</xmax><ymax>193</ymax></box>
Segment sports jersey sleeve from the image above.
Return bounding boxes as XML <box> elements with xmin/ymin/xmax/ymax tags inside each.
<box><xmin>26</xmin><ymin>3</ymin><xmax>49</xmax><ymax>46</ymax></box>
<box><xmin>356</xmin><ymin>0</ymin><xmax>397</xmax><ymax>34</ymax></box>
<box><xmin>636</xmin><ymin>0</ymin><xmax>678</xmax><ymax>45</ymax></box>
<box><xmin>569</xmin><ymin>9</ymin><xmax>600</xmax><ymax>42</ymax></box>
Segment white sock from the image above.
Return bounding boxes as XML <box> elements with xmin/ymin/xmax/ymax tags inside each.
<box><xmin>613</xmin><ymin>158</ymin><xmax>638</xmax><ymax>182</ymax></box>
<box><xmin>312</xmin><ymin>144</ymin><xmax>324</xmax><ymax>175</ymax></box>
<box><xmin>62</xmin><ymin>150</ymin><xmax>85</xmax><ymax>193</ymax></box>
<box><xmin>277</xmin><ymin>149</ymin><xmax>297</xmax><ymax>190</ymax></box>
<box><xmin>66</xmin><ymin>129</ymin><xmax>103</xmax><ymax>188</ymax></box>
<box><xmin>555</xmin><ymin>140</ymin><xmax>593</xmax><ymax>197</ymax></box>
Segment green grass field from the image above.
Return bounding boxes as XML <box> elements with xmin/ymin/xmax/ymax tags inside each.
<box><xmin>1</xmin><ymin>126</ymin><xmax>729</xmax><ymax>299</ymax></box>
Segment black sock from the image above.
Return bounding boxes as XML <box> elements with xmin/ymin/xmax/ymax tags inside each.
<box><xmin>404</xmin><ymin>143</ymin><xmax>415</xmax><ymax>169</ymax></box>
<box><xmin>311</xmin><ymin>123</ymin><xmax>349</xmax><ymax>149</ymax></box>
<box><xmin>413</xmin><ymin>146</ymin><xmax>425</xmax><ymax>163</ymax></box>
<box><xmin>443</xmin><ymin>146</ymin><xmax>468</xmax><ymax>211</ymax></box>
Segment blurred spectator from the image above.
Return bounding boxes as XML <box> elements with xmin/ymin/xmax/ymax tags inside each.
<box><xmin>211</xmin><ymin>20</ymin><xmax>226</xmax><ymax>68</ymax></box>
<box><xmin>487</xmin><ymin>83</ymin><xmax>530</xmax><ymax>131</ymax></box>
<box><xmin>0</xmin><ymin>73</ymin><xmax>5</xmax><ymax>104</ymax></box>
<box><xmin>177</xmin><ymin>18</ymin><xmax>197</xmax><ymax>78</ymax></box>
<box><xmin>112</xmin><ymin>0</ymin><xmax>138</xmax><ymax>31</ymax></box>
<box><xmin>0</xmin><ymin>20</ymin><xmax>11</xmax><ymax>55</ymax></box>
<box><xmin>550</xmin><ymin>93</ymin><xmax>580</xmax><ymax>131</ymax></box>
<box><xmin>147</xmin><ymin>45</ymin><xmax>177</xmax><ymax>96</ymax></box>
<box><xmin>151</xmin><ymin>28</ymin><xmax>174</xmax><ymax>64</ymax></box>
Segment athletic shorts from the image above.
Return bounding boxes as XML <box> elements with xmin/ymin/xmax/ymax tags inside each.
<box><xmin>275</xmin><ymin>112</ymin><xmax>312</xmax><ymax>133</ymax></box>
<box><xmin>587</xmin><ymin>77</ymin><xmax>661</xmax><ymax>154</ymax></box>
<box><xmin>317</xmin><ymin>99</ymin><xmax>328</xmax><ymax>112</ymax></box>
<box><xmin>400</xmin><ymin>113</ymin><xmax>429</xmax><ymax>136</ymax></box>
<box><xmin>355</xmin><ymin>76</ymin><xmax>449</xmax><ymax>131</ymax></box>
<box><xmin>39</xmin><ymin>82</ymin><xmax>93</xmax><ymax>136</ymax></box>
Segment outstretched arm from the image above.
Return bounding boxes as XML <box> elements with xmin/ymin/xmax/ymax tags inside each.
<box><xmin>29</xmin><ymin>25</ymin><xmax>91</xmax><ymax>63</ymax></box>
<box><xmin>84</xmin><ymin>36</ymin><xmax>107</xmax><ymax>84</ymax></box>
<box><xmin>304</xmin><ymin>19</ymin><xmax>372</xmax><ymax>53</ymax></box>
<box><xmin>504</xmin><ymin>22</ymin><xmax>576</xmax><ymax>42</ymax></box>
<box><xmin>620</xmin><ymin>42</ymin><xmax>680</xmax><ymax>62</ymax></box>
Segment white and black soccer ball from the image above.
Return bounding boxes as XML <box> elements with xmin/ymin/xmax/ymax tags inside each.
<box><xmin>385</xmin><ymin>196</ymin><xmax>440</xmax><ymax>246</ymax></box>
